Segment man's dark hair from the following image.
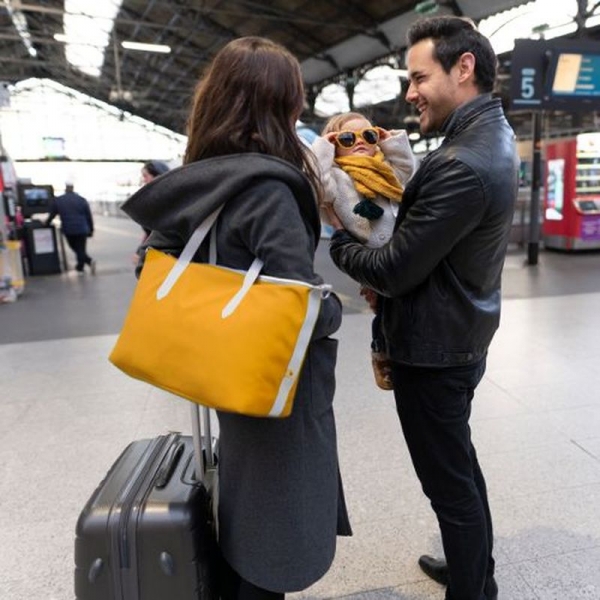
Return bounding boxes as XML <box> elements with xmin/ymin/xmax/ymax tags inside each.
<box><xmin>407</xmin><ymin>16</ymin><xmax>497</xmax><ymax>93</ymax></box>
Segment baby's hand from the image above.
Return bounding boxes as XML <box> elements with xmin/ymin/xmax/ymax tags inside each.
<box><xmin>377</xmin><ymin>127</ymin><xmax>391</xmax><ymax>141</ymax></box>
<box><xmin>324</xmin><ymin>132</ymin><xmax>338</xmax><ymax>145</ymax></box>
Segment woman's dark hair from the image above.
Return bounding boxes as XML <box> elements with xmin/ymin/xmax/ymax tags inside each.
<box><xmin>407</xmin><ymin>16</ymin><xmax>497</xmax><ymax>93</ymax></box>
<box><xmin>143</xmin><ymin>160</ymin><xmax>170</xmax><ymax>178</ymax></box>
<box><xmin>183</xmin><ymin>36</ymin><xmax>321</xmax><ymax>198</ymax></box>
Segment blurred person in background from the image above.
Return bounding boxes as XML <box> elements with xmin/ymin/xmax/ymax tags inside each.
<box><xmin>46</xmin><ymin>181</ymin><xmax>95</xmax><ymax>275</ymax></box>
<box><xmin>131</xmin><ymin>160</ymin><xmax>171</xmax><ymax>265</ymax></box>
<box><xmin>139</xmin><ymin>160</ymin><xmax>170</xmax><ymax>239</ymax></box>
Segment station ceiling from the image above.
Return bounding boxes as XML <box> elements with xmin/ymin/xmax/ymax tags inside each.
<box><xmin>1</xmin><ymin>1</ymin><xmax>598</xmax><ymax>140</ymax></box>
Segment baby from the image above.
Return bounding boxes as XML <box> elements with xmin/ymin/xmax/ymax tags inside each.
<box><xmin>311</xmin><ymin>111</ymin><xmax>416</xmax><ymax>389</ymax></box>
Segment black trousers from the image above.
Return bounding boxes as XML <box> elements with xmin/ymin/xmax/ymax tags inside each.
<box><xmin>391</xmin><ymin>358</ymin><xmax>495</xmax><ymax>600</ymax></box>
<box><xmin>219</xmin><ymin>557</ymin><xmax>284</xmax><ymax>600</ymax></box>
<box><xmin>64</xmin><ymin>234</ymin><xmax>92</xmax><ymax>271</ymax></box>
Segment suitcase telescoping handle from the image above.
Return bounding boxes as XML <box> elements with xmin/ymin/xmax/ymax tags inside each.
<box><xmin>190</xmin><ymin>403</ymin><xmax>215</xmax><ymax>482</ymax></box>
<box><xmin>187</xmin><ymin>211</ymin><xmax>220</xmax><ymax>483</ymax></box>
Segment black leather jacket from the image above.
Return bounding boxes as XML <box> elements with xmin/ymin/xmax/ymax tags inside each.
<box><xmin>330</xmin><ymin>94</ymin><xmax>519</xmax><ymax>367</ymax></box>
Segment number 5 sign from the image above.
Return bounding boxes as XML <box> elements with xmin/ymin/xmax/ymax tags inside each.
<box><xmin>510</xmin><ymin>39</ymin><xmax>545</xmax><ymax>109</ymax></box>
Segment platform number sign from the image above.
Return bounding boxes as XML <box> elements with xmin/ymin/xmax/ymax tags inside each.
<box><xmin>510</xmin><ymin>40</ymin><xmax>544</xmax><ymax>109</ymax></box>
<box><xmin>519</xmin><ymin>68</ymin><xmax>537</xmax><ymax>102</ymax></box>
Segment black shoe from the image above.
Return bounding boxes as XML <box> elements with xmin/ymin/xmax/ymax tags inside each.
<box><xmin>418</xmin><ymin>555</ymin><xmax>448</xmax><ymax>586</ymax></box>
<box><xmin>418</xmin><ymin>556</ymin><xmax>497</xmax><ymax>599</ymax></box>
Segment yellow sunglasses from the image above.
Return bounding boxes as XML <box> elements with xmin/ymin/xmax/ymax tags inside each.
<box><xmin>335</xmin><ymin>127</ymin><xmax>380</xmax><ymax>148</ymax></box>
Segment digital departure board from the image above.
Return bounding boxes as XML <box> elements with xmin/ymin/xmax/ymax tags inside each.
<box><xmin>546</xmin><ymin>52</ymin><xmax>600</xmax><ymax>101</ymax></box>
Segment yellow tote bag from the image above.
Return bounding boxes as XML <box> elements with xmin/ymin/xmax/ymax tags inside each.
<box><xmin>109</xmin><ymin>207</ymin><xmax>328</xmax><ymax>418</ymax></box>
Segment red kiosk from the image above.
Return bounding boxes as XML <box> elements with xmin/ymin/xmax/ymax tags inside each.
<box><xmin>543</xmin><ymin>133</ymin><xmax>600</xmax><ymax>250</ymax></box>
<box><xmin>510</xmin><ymin>39</ymin><xmax>600</xmax><ymax>258</ymax></box>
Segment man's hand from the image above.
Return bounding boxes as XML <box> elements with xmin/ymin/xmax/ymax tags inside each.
<box><xmin>359</xmin><ymin>286</ymin><xmax>378</xmax><ymax>312</ymax></box>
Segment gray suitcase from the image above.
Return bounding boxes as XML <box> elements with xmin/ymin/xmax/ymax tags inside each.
<box><xmin>74</xmin><ymin>404</ymin><xmax>220</xmax><ymax>599</ymax></box>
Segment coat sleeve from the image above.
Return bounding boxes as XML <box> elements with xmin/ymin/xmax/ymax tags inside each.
<box><xmin>84</xmin><ymin>200</ymin><xmax>94</xmax><ymax>235</ymax></box>
<box><xmin>309</xmin><ymin>136</ymin><xmax>338</xmax><ymax>209</ymax></box>
<box><xmin>380</xmin><ymin>130</ymin><xmax>417</xmax><ymax>187</ymax></box>
<box><xmin>309</xmin><ymin>137</ymin><xmax>371</xmax><ymax>243</ymax></box>
<box><xmin>330</xmin><ymin>158</ymin><xmax>486</xmax><ymax>297</ymax></box>
<box><xmin>306</xmin><ymin>138</ymin><xmax>334</xmax><ymax>227</ymax></box>
<box><xmin>45</xmin><ymin>200</ymin><xmax>58</xmax><ymax>226</ymax></box>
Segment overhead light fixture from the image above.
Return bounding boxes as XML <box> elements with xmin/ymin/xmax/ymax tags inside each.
<box><xmin>54</xmin><ymin>34</ymin><xmax>170</xmax><ymax>54</ymax></box>
<box><xmin>5</xmin><ymin>0</ymin><xmax>37</xmax><ymax>57</ymax></box>
<box><xmin>121</xmin><ymin>41</ymin><xmax>171</xmax><ymax>53</ymax></box>
<box><xmin>54</xmin><ymin>33</ymin><xmax>101</xmax><ymax>45</ymax></box>
<box><xmin>415</xmin><ymin>0</ymin><xmax>439</xmax><ymax>15</ymax></box>
<box><xmin>531</xmin><ymin>23</ymin><xmax>549</xmax><ymax>35</ymax></box>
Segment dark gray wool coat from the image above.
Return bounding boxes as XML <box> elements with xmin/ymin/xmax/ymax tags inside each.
<box><xmin>122</xmin><ymin>153</ymin><xmax>351</xmax><ymax>593</ymax></box>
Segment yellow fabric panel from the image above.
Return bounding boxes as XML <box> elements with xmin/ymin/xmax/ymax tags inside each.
<box><xmin>110</xmin><ymin>248</ymin><xmax>318</xmax><ymax>418</ymax></box>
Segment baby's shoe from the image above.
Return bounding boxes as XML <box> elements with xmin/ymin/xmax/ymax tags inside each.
<box><xmin>371</xmin><ymin>351</ymin><xmax>393</xmax><ymax>390</ymax></box>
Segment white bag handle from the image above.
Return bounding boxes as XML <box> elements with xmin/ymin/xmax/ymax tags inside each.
<box><xmin>156</xmin><ymin>206</ymin><xmax>222</xmax><ymax>300</ymax></box>
<box><xmin>156</xmin><ymin>205</ymin><xmax>264</xmax><ymax>315</ymax></box>
<box><xmin>221</xmin><ymin>258</ymin><xmax>263</xmax><ymax>318</ymax></box>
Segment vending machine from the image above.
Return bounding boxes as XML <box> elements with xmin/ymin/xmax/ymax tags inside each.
<box><xmin>543</xmin><ymin>133</ymin><xmax>600</xmax><ymax>250</ymax></box>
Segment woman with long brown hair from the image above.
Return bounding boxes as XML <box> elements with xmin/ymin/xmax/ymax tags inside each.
<box><xmin>122</xmin><ymin>37</ymin><xmax>350</xmax><ymax>600</ymax></box>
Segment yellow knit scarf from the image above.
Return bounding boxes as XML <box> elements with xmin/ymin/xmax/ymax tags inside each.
<box><xmin>335</xmin><ymin>150</ymin><xmax>403</xmax><ymax>202</ymax></box>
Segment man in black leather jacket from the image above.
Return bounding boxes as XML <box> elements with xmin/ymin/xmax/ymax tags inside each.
<box><xmin>329</xmin><ymin>16</ymin><xmax>518</xmax><ymax>600</ymax></box>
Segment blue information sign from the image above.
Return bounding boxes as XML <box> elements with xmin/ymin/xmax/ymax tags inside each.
<box><xmin>510</xmin><ymin>39</ymin><xmax>600</xmax><ymax>110</ymax></box>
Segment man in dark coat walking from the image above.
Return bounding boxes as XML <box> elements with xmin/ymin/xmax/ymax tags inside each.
<box><xmin>46</xmin><ymin>181</ymin><xmax>96</xmax><ymax>274</ymax></box>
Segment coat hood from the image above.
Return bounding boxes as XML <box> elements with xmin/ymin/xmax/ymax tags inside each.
<box><xmin>122</xmin><ymin>153</ymin><xmax>320</xmax><ymax>243</ymax></box>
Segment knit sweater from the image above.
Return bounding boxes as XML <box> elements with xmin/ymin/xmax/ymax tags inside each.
<box><xmin>311</xmin><ymin>130</ymin><xmax>416</xmax><ymax>247</ymax></box>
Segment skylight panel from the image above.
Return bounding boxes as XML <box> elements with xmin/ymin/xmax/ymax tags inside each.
<box><xmin>478</xmin><ymin>0</ymin><xmax>578</xmax><ymax>55</ymax></box>
<box><xmin>60</xmin><ymin>0</ymin><xmax>123</xmax><ymax>77</ymax></box>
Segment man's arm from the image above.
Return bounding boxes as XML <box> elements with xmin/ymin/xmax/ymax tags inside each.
<box><xmin>84</xmin><ymin>199</ymin><xmax>94</xmax><ymax>236</ymax></box>
<box><xmin>330</xmin><ymin>158</ymin><xmax>486</xmax><ymax>297</ymax></box>
<box><xmin>44</xmin><ymin>198</ymin><xmax>58</xmax><ymax>226</ymax></box>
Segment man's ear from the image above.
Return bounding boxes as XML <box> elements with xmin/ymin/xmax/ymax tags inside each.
<box><xmin>457</xmin><ymin>52</ymin><xmax>476</xmax><ymax>84</ymax></box>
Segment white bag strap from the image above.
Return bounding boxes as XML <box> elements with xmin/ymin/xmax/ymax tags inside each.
<box><xmin>208</xmin><ymin>222</ymin><xmax>264</xmax><ymax>318</ymax></box>
<box><xmin>268</xmin><ymin>286</ymin><xmax>322</xmax><ymax>417</ymax></box>
<box><xmin>156</xmin><ymin>204</ymin><xmax>264</xmax><ymax>309</ymax></box>
<box><xmin>156</xmin><ymin>206</ymin><xmax>223</xmax><ymax>300</ymax></box>
<box><xmin>221</xmin><ymin>257</ymin><xmax>264</xmax><ymax>318</ymax></box>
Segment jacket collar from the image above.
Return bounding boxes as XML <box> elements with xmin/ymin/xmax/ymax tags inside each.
<box><xmin>440</xmin><ymin>93</ymin><xmax>499</xmax><ymax>142</ymax></box>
